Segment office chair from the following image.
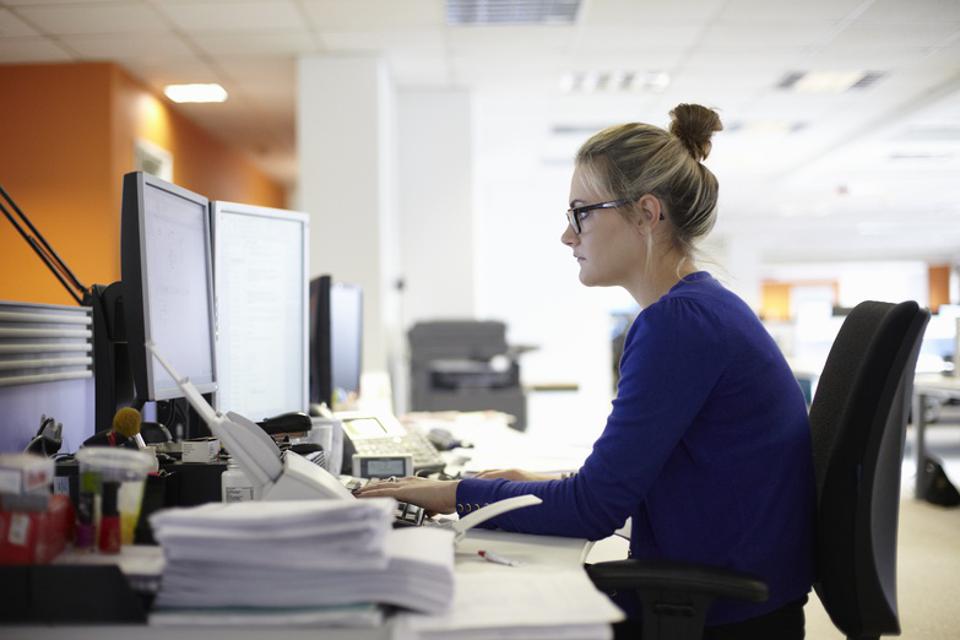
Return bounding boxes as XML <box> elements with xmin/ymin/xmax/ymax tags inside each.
<box><xmin>587</xmin><ymin>300</ymin><xmax>930</xmax><ymax>640</ymax></box>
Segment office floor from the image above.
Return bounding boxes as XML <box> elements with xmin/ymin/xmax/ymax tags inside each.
<box><xmin>540</xmin><ymin>393</ymin><xmax>960</xmax><ymax>638</ymax></box>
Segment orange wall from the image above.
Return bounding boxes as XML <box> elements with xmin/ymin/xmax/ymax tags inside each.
<box><xmin>0</xmin><ymin>62</ymin><xmax>285</xmax><ymax>306</ymax></box>
<box><xmin>928</xmin><ymin>264</ymin><xmax>950</xmax><ymax>313</ymax></box>
<box><xmin>760</xmin><ymin>279</ymin><xmax>839</xmax><ymax>321</ymax></box>
<box><xmin>0</xmin><ymin>63</ymin><xmax>115</xmax><ymax>306</ymax></box>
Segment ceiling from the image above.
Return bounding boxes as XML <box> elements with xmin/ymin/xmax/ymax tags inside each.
<box><xmin>2</xmin><ymin>0</ymin><xmax>959</xmax><ymax>263</ymax></box>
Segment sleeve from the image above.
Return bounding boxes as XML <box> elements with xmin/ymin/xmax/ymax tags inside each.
<box><xmin>455</xmin><ymin>297</ymin><xmax>728</xmax><ymax>540</ymax></box>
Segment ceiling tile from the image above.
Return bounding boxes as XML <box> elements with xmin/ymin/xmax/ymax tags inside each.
<box><xmin>2</xmin><ymin>0</ymin><xmax>127</xmax><ymax>4</ymax></box>
<box><xmin>680</xmin><ymin>47</ymin><xmax>809</xmax><ymax>73</ymax></box>
<box><xmin>156</xmin><ymin>0</ymin><xmax>305</xmax><ymax>33</ymax></box>
<box><xmin>578</xmin><ymin>0</ymin><xmax>724</xmax><ymax>26</ymax></box>
<box><xmin>0</xmin><ymin>8</ymin><xmax>39</xmax><ymax>37</ymax></box>
<box><xmin>830</xmin><ymin>22</ymin><xmax>960</xmax><ymax>49</ymax></box>
<box><xmin>716</xmin><ymin>0</ymin><xmax>868</xmax><ymax>24</ymax></box>
<box><xmin>452</xmin><ymin>55</ymin><xmax>568</xmax><ymax>91</ymax></box>
<box><xmin>698</xmin><ymin>22</ymin><xmax>838</xmax><ymax>49</ymax></box>
<box><xmin>448</xmin><ymin>25</ymin><xmax>575</xmax><ymax>53</ymax></box>
<box><xmin>301</xmin><ymin>0</ymin><xmax>444</xmax><ymax>30</ymax></box>
<box><xmin>319</xmin><ymin>28</ymin><xmax>445</xmax><ymax>51</ymax></box>
<box><xmin>859</xmin><ymin>0</ymin><xmax>960</xmax><ymax>24</ymax></box>
<box><xmin>0</xmin><ymin>36</ymin><xmax>73</xmax><ymax>62</ymax></box>
<box><xmin>804</xmin><ymin>44</ymin><xmax>932</xmax><ymax>71</ymax></box>
<box><xmin>214</xmin><ymin>55</ymin><xmax>296</xmax><ymax>84</ymax></box>
<box><xmin>192</xmin><ymin>30</ymin><xmax>316</xmax><ymax>56</ymax></box>
<box><xmin>119</xmin><ymin>56</ymin><xmax>220</xmax><ymax>89</ymax></box>
<box><xmin>572</xmin><ymin>25</ymin><xmax>703</xmax><ymax>51</ymax></box>
<box><xmin>15</xmin><ymin>4</ymin><xmax>170</xmax><ymax>35</ymax></box>
<box><xmin>60</xmin><ymin>32</ymin><xmax>195</xmax><ymax>59</ymax></box>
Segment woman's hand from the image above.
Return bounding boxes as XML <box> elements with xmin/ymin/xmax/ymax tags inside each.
<box><xmin>355</xmin><ymin>476</ymin><xmax>460</xmax><ymax>515</ymax></box>
<box><xmin>472</xmin><ymin>468</ymin><xmax>558</xmax><ymax>482</ymax></box>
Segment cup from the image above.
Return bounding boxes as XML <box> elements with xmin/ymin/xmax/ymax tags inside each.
<box><xmin>75</xmin><ymin>447</ymin><xmax>153</xmax><ymax>546</ymax></box>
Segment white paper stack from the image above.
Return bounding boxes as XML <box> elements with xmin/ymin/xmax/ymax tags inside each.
<box><xmin>149</xmin><ymin>499</ymin><xmax>456</xmax><ymax>624</ymax></box>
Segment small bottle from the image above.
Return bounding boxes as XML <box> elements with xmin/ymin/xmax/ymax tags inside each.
<box><xmin>221</xmin><ymin>459</ymin><xmax>259</xmax><ymax>503</ymax></box>
<box><xmin>98</xmin><ymin>481</ymin><xmax>121</xmax><ymax>554</ymax></box>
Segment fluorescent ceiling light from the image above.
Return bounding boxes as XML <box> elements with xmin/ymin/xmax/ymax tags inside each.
<box><xmin>777</xmin><ymin>71</ymin><xmax>883</xmax><ymax>94</ymax></box>
<box><xmin>560</xmin><ymin>70</ymin><xmax>670</xmax><ymax>94</ymax></box>
<box><xmin>164</xmin><ymin>83</ymin><xmax>228</xmax><ymax>104</ymax></box>
<box><xmin>726</xmin><ymin>120</ymin><xmax>806</xmax><ymax>135</ymax></box>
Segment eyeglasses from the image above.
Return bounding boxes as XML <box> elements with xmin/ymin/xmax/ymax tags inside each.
<box><xmin>565</xmin><ymin>197</ymin><xmax>663</xmax><ymax>234</ymax></box>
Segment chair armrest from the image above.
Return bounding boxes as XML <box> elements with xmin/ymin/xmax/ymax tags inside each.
<box><xmin>586</xmin><ymin>559</ymin><xmax>769</xmax><ymax>603</ymax></box>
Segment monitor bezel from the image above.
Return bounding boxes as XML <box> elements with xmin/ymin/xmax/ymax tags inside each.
<box><xmin>210</xmin><ymin>200</ymin><xmax>310</xmax><ymax>418</ymax></box>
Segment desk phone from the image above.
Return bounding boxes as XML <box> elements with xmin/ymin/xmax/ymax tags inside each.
<box><xmin>338</xmin><ymin>412</ymin><xmax>445</xmax><ymax>473</ymax></box>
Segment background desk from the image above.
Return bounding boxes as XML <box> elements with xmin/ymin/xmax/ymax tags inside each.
<box><xmin>912</xmin><ymin>374</ymin><xmax>960</xmax><ymax>499</ymax></box>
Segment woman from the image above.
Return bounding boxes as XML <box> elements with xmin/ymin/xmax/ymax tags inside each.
<box><xmin>359</xmin><ymin>104</ymin><xmax>815</xmax><ymax>637</ymax></box>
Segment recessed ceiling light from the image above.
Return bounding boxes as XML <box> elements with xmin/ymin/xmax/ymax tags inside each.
<box><xmin>164</xmin><ymin>83</ymin><xmax>228</xmax><ymax>104</ymax></box>
<box><xmin>726</xmin><ymin>120</ymin><xmax>806</xmax><ymax>135</ymax></box>
<box><xmin>559</xmin><ymin>70</ymin><xmax>670</xmax><ymax>94</ymax></box>
<box><xmin>776</xmin><ymin>71</ymin><xmax>885</xmax><ymax>94</ymax></box>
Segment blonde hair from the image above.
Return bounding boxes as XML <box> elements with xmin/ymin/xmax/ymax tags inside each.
<box><xmin>575</xmin><ymin>104</ymin><xmax>723</xmax><ymax>260</ymax></box>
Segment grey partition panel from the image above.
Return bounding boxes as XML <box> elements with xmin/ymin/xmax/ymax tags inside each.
<box><xmin>0</xmin><ymin>300</ymin><xmax>94</xmax><ymax>453</ymax></box>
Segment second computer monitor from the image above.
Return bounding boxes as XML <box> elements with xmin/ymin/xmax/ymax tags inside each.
<box><xmin>310</xmin><ymin>275</ymin><xmax>363</xmax><ymax>409</ymax></box>
<box><xmin>121</xmin><ymin>172</ymin><xmax>217</xmax><ymax>404</ymax></box>
<box><xmin>212</xmin><ymin>202</ymin><xmax>309</xmax><ymax>421</ymax></box>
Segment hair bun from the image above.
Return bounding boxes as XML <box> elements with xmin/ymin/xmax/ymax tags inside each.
<box><xmin>669</xmin><ymin>104</ymin><xmax>723</xmax><ymax>161</ymax></box>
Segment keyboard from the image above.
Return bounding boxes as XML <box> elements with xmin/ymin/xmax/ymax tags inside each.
<box><xmin>341</xmin><ymin>476</ymin><xmax>425</xmax><ymax>528</ymax></box>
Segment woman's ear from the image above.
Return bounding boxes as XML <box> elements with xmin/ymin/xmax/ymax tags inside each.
<box><xmin>634</xmin><ymin>194</ymin><xmax>663</xmax><ymax>232</ymax></box>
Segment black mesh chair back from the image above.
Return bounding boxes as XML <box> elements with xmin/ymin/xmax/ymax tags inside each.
<box><xmin>808</xmin><ymin>301</ymin><xmax>929</xmax><ymax>640</ymax></box>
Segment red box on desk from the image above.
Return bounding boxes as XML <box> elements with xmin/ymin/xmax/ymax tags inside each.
<box><xmin>0</xmin><ymin>494</ymin><xmax>73</xmax><ymax>564</ymax></box>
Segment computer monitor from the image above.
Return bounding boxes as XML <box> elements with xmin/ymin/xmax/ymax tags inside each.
<box><xmin>310</xmin><ymin>276</ymin><xmax>363</xmax><ymax>409</ymax></box>
<box><xmin>121</xmin><ymin>172</ymin><xmax>217</xmax><ymax>406</ymax></box>
<box><xmin>212</xmin><ymin>202</ymin><xmax>309</xmax><ymax>420</ymax></box>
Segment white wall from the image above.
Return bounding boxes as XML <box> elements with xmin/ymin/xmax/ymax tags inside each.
<box><xmin>297</xmin><ymin>55</ymin><xmax>399</xmax><ymax>376</ymax></box>
<box><xmin>396</xmin><ymin>90</ymin><xmax>475</xmax><ymax>327</ymax></box>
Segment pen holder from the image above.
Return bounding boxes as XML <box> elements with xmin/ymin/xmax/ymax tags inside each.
<box><xmin>75</xmin><ymin>448</ymin><xmax>153</xmax><ymax>548</ymax></box>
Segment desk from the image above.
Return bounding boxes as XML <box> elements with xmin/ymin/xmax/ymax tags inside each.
<box><xmin>19</xmin><ymin>529</ymin><xmax>616</xmax><ymax>640</ymax></box>
<box><xmin>912</xmin><ymin>374</ymin><xmax>960</xmax><ymax>499</ymax></box>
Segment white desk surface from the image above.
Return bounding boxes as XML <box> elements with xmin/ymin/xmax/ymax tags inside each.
<box><xmin>457</xmin><ymin>527</ymin><xmax>592</xmax><ymax>569</ymax></box>
<box><xmin>914</xmin><ymin>373</ymin><xmax>960</xmax><ymax>396</ymax></box>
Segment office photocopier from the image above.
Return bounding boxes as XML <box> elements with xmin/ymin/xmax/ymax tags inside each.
<box><xmin>408</xmin><ymin>320</ymin><xmax>530</xmax><ymax>431</ymax></box>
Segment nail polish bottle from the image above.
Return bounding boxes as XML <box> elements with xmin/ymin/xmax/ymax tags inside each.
<box><xmin>98</xmin><ymin>481</ymin><xmax>121</xmax><ymax>554</ymax></box>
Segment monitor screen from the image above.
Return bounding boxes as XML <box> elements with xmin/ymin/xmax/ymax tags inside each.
<box><xmin>310</xmin><ymin>276</ymin><xmax>363</xmax><ymax>408</ymax></box>
<box><xmin>212</xmin><ymin>202</ymin><xmax>309</xmax><ymax>420</ymax></box>
<box><xmin>121</xmin><ymin>172</ymin><xmax>217</xmax><ymax>403</ymax></box>
<box><xmin>330</xmin><ymin>282</ymin><xmax>363</xmax><ymax>404</ymax></box>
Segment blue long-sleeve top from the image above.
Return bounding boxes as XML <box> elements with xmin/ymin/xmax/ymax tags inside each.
<box><xmin>456</xmin><ymin>272</ymin><xmax>815</xmax><ymax>625</ymax></box>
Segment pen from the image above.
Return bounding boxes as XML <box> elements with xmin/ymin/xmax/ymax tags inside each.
<box><xmin>478</xmin><ymin>549</ymin><xmax>522</xmax><ymax>567</ymax></box>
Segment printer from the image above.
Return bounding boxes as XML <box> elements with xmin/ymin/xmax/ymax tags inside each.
<box><xmin>408</xmin><ymin>320</ymin><xmax>531</xmax><ymax>431</ymax></box>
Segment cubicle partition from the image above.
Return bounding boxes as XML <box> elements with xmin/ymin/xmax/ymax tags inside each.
<box><xmin>0</xmin><ymin>300</ymin><xmax>94</xmax><ymax>453</ymax></box>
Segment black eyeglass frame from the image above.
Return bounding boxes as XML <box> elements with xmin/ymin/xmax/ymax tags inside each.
<box><xmin>565</xmin><ymin>197</ymin><xmax>664</xmax><ymax>234</ymax></box>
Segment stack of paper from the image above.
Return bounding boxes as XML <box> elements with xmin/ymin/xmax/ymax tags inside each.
<box><xmin>149</xmin><ymin>499</ymin><xmax>455</xmax><ymax>624</ymax></box>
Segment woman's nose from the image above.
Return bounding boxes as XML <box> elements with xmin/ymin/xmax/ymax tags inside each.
<box><xmin>561</xmin><ymin>223</ymin><xmax>577</xmax><ymax>246</ymax></box>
